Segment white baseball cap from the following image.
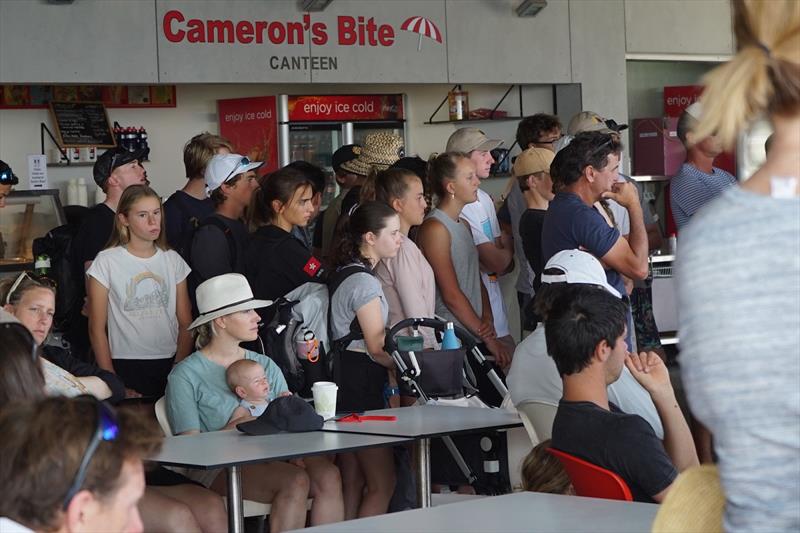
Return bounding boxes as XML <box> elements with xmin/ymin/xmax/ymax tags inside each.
<box><xmin>204</xmin><ymin>154</ymin><xmax>263</xmax><ymax>197</ymax></box>
<box><xmin>541</xmin><ymin>249</ymin><xmax>622</xmax><ymax>298</ymax></box>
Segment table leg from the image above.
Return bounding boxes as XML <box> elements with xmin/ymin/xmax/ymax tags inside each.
<box><xmin>416</xmin><ymin>437</ymin><xmax>431</xmax><ymax>508</ymax></box>
<box><xmin>227</xmin><ymin>465</ymin><xmax>244</xmax><ymax>533</ymax></box>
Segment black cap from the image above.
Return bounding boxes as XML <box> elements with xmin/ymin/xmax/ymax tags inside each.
<box><xmin>0</xmin><ymin>160</ymin><xmax>19</xmax><ymax>186</ymax></box>
<box><xmin>331</xmin><ymin>144</ymin><xmax>361</xmax><ymax>174</ymax></box>
<box><xmin>236</xmin><ymin>395</ymin><xmax>323</xmax><ymax>436</ymax></box>
<box><xmin>93</xmin><ymin>147</ymin><xmax>149</xmax><ymax>187</ymax></box>
<box><xmin>391</xmin><ymin>156</ymin><xmax>428</xmax><ymax>181</ymax></box>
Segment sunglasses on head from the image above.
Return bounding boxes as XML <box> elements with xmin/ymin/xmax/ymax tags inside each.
<box><xmin>586</xmin><ymin>136</ymin><xmax>614</xmax><ymax>162</ymax></box>
<box><xmin>62</xmin><ymin>396</ymin><xmax>120</xmax><ymax>509</ymax></box>
<box><xmin>4</xmin><ymin>272</ymin><xmax>56</xmax><ymax>306</ymax></box>
<box><xmin>223</xmin><ymin>156</ymin><xmax>253</xmax><ymax>184</ymax></box>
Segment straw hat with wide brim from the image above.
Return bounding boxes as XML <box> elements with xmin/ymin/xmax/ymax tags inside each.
<box><xmin>651</xmin><ymin>465</ymin><xmax>724</xmax><ymax>533</ymax></box>
<box><xmin>188</xmin><ymin>274</ymin><xmax>272</xmax><ymax>330</ymax></box>
<box><xmin>339</xmin><ymin>132</ymin><xmax>405</xmax><ymax>177</ymax></box>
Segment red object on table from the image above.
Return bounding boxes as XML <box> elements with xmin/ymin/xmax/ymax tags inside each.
<box><xmin>336</xmin><ymin>414</ymin><xmax>398</xmax><ymax>423</ymax></box>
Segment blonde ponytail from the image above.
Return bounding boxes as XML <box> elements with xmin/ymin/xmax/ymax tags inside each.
<box><xmin>694</xmin><ymin>0</ymin><xmax>800</xmax><ymax>148</ymax></box>
<box><xmin>194</xmin><ymin>322</ymin><xmax>217</xmax><ymax>349</ymax></box>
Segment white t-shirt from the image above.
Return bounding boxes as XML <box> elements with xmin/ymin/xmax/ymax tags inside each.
<box><xmin>87</xmin><ymin>246</ymin><xmax>191</xmax><ymax>360</ymax></box>
<box><xmin>0</xmin><ymin>517</ymin><xmax>34</xmax><ymax>533</ymax></box>
<box><xmin>460</xmin><ymin>188</ymin><xmax>511</xmax><ymax>337</ymax></box>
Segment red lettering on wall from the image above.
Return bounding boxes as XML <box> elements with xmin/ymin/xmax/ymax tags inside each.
<box><xmin>207</xmin><ymin>20</ymin><xmax>234</xmax><ymax>43</ymax></box>
<box><xmin>338</xmin><ymin>16</ymin><xmax>356</xmax><ymax>45</ymax></box>
<box><xmin>311</xmin><ymin>22</ymin><xmax>328</xmax><ymax>45</ymax></box>
<box><xmin>255</xmin><ymin>21</ymin><xmax>268</xmax><ymax>44</ymax></box>
<box><xmin>268</xmin><ymin>21</ymin><xmax>285</xmax><ymax>44</ymax></box>
<box><xmin>286</xmin><ymin>21</ymin><xmax>304</xmax><ymax>44</ymax></box>
<box><xmin>187</xmin><ymin>19</ymin><xmax>205</xmax><ymax>43</ymax></box>
<box><xmin>161</xmin><ymin>12</ymin><xmax>417</xmax><ymax>48</ymax></box>
<box><xmin>378</xmin><ymin>24</ymin><xmax>394</xmax><ymax>46</ymax></box>
<box><xmin>236</xmin><ymin>21</ymin><xmax>254</xmax><ymax>44</ymax></box>
<box><xmin>163</xmin><ymin>10</ymin><xmax>185</xmax><ymax>43</ymax></box>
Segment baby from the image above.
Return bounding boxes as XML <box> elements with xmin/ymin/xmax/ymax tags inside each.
<box><xmin>226</xmin><ymin>359</ymin><xmax>272</xmax><ymax>420</ymax></box>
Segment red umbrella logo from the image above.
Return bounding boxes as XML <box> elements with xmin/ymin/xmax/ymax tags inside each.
<box><xmin>401</xmin><ymin>16</ymin><xmax>443</xmax><ymax>51</ymax></box>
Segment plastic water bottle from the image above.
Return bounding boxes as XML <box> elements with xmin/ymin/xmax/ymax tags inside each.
<box><xmin>34</xmin><ymin>254</ymin><xmax>51</xmax><ymax>277</ymax></box>
<box><xmin>77</xmin><ymin>178</ymin><xmax>88</xmax><ymax>207</ymax></box>
<box><xmin>441</xmin><ymin>322</ymin><xmax>461</xmax><ymax>350</ymax></box>
<box><xmin>138</xmin><ymin>127</ymin><xmax>149</xmax><ymax>154</ymax></box>
<box><xmin>67</xmin><ymin>179</ymin><xmax>78</xmax><ymax>205</ymax></box>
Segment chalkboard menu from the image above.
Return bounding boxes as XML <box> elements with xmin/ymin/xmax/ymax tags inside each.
<box><xmin>49</xmin><ymin>101</ymin><xmax>116</xmax><ymax>148</ymax></box>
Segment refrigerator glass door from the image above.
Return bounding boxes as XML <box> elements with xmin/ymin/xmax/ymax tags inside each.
<box><xmin>289</xmin><ymin>123</ymin><xmax>342</xmax><ymax>170</ymax></box>
<box><xmin>353</xmin><ymin>122</ymin><xmax>404</xmax><ymax>147</ymax></box>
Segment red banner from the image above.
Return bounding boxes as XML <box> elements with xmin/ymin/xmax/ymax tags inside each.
<box><xmin>663</xmin><ymin>85</ymin><xmax>703</xmax><ymax>117</ymax></box>
<box><xmin>287</xmin><ymin>94</ymin><xmax>404</xmax><ymax>122</ymax></box>
<box><xmin>217</xmin><ymin>96</ymin><xmax>279</xmax><ymax>174</ymax></box>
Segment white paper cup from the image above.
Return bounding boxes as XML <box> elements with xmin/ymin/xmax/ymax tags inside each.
<box><xmin>311</xmin><ymin>381</ymin><xmax>338</xmax><ymax>420</ymax></box>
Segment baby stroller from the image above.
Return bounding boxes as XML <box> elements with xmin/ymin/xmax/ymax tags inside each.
<box><xmin>384</xmin><ymin>317</ymin><xmax>512</xmax><ymax>495</ymax></box>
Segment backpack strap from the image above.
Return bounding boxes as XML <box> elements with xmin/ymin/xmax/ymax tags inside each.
<box><xmin>328</xmin><ymin>263</ymin><xmax>373</xmax><ymax>347</ymax></box>
<box><xmin>193</xmin><ymin>216</ymin><xmax>238</xmax><ymax>270</ymax></box>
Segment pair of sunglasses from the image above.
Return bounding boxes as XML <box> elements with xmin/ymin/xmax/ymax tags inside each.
<box><xmin>223</xmin><ymin>156</ymin><xmax>252</xmax><ymax>183</ymax></box>
<box><xmin>62</xmin><ymin>396</ymin><xmax>120</xmax><ymax>509</ymax></box>
<box><xmin>4</xmin><ymin>271</ymin><xmax>56</xmax><ymax>306</ymax></box>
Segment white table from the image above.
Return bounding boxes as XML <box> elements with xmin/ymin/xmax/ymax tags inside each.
<box><xmin>292</xmin><ymin>491</ymin><xmax>659</xmax><ymax>532</ymax></box>
<box><xmin>151</xmin><ymin>429</ymin><xmax>410</xmax><ymax>533</ymax></box>
<box><xmin>322</xmin><ymin>405</ymin><xmax>523</xmax><ymax>507</ymax></box>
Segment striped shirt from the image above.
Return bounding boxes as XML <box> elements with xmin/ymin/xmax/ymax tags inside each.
<box><xmin>677</xmin><ymin>185</ymin><xmax>800</xmax><ymax>531</ymax></box>
<box><xmin>670</xmin><ymin>163</ymin><xmax>736</xmax><ymax>230</ymax></box>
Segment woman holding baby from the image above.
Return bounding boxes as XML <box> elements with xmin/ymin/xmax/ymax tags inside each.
<box><xmin>165</xmin><ymin>273</ymin><xmax>344</xmax><ymax>532</ymax></box>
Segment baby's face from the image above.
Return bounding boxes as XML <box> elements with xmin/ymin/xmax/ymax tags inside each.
<box><xmin>237</xmin><ymin>366</ymin><xmax>270</xmax><ymax>401</ymax></box>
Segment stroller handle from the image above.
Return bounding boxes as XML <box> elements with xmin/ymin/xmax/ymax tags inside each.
<box><xmin>384</xmin><ymin>317</ymin><xmax>478</xmax><ymax>353</ymax></box>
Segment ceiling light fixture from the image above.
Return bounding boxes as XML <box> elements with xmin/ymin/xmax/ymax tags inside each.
<box><xmin>516</xmin><ymin>0</ymin><xmax>547</xmax><ymax>17</ymax></box>
<box><xmin>301</xmin><ymin>0</ymin><xmax>333</xmax><ymax>12</ymax></box>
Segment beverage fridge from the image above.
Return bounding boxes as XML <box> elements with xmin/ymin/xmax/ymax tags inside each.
<box><xmin>277</xmin><ymin>94</ymin><xmax>407</xmax><ymax>171</ymax></box>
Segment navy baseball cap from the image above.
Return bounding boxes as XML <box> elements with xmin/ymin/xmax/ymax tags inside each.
<box><xmin>236</xmin><ymin>395</ymin><xmax>324</xmax><ymax>436</ymax></box>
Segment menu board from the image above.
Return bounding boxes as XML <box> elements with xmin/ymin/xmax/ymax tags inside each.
<box><xmin>49</xmin><ymin>101</ymin><xmax>116</xmax><ymax>148</ymax></box>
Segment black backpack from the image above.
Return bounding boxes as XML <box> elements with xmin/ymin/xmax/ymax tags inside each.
<box><xmin>253</xmin><ymin>293</ymin><xmax>328</xmax><ymax>396</ymax></box>
<box><xmin>32</xmin><ymin>223</ymin><xmax>82</xmax><ymax>332</ymax></box>
<box><xmin>182</xmin><ymin>216</ymin><xmax>238</xmax><ymax>317</ymax></box>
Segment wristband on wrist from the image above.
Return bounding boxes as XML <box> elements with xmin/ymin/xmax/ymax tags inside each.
<box><xmin>383</xmin><ymin>384</ymin><xmax>400</xmax><ymax>401</ymax></box>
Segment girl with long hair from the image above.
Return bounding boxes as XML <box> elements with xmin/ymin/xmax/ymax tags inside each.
<box><xmin>87</xmin><ymin>184</ymin><xmax>193</xmax><ymax>398</ymax></box>
<box><xmin>329</xmin><ymin>201</ymin><xmax>401</xmax><ymax>518</ymax></box>
<box><xmin>416</xmin><ymin>153</ymin><xmax>498</xmax><ymax>352</ymax></box>
<box><xmin>362</xmin><ymin>167</ymin><xmax>437</xmax><ymax>349</ymax></box>
<box><xmin>676</xmin><ymin>1</ymin><xmax>800</xmax><ymax>530</ymax></box>
<box><xmin>166</xmin><ymin>273</ymin><xmax>344</xmax><ymax>531</ymax></box>
<box><xmin>245</xmin><ymin>166</ymin><xmax>325</xmax><ymax>301</ymax></box>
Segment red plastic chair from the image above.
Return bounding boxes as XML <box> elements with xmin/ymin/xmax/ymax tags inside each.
<box><xmin>547</xmin><ymin>448</ymin><xmax>633</xmax><ymax>501</ymax></box>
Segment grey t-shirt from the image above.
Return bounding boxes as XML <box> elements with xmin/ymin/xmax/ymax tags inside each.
<box><xmin>677</xmin><ymin>185</ymin><xmax>800</xmax><ymax>532</ymax></box>
<box><xmin>330</xmin><ymin>267</ymin><xmax>388</xmax><ymax>353</ymax></box>
<box><xmin>426</xmin><ymin>208</ymin><xmax>482</xmax><ymax>331</ymax></box>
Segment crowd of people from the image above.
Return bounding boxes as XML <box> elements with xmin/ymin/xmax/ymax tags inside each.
<box><xmin>0</xmin><ymin>0</ymin><xmax>797</xmax><ymax>531</ymax></box>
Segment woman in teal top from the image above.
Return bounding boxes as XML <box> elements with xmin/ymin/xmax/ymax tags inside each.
<box><xmin>166</xmin><ymin>273</ymin><xmax>344</xmax><ymax>530</ymax></box>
